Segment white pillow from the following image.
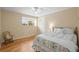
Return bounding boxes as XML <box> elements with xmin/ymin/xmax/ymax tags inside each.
<box><xmin>54</xmin><ymin>28</ymin><xmax>61</xmax><ymax>32</ymax></box>
<box><xmin>54</xmin><ymin>29</ymin><xmax>63</xmax><ymax>34</ymax></box>
<box><xmin>54</xmin><ymin>29</ymin><xmax>64</xmax><ymax>38</ymax></box>
<box><xmin>63</xmin><ymin>28</ymin><xmax>74</xmax><ymax>34</ymax></box>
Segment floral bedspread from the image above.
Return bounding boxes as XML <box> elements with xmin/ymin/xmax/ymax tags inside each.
<box><xmin>32</xmin><ymin>37</ymin><xmax>69</xmax><ymax>52</ymax></box>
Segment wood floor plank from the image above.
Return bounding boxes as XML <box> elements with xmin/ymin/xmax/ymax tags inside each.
<box><xmin>0</xmin><ymin>35</ymin><xmax>36</xmax><ymax>52</ymax></box>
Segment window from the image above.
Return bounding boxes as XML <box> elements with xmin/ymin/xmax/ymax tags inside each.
<box><xmin>21</xmin><ymin>17</ymin><xmax>36</xmax><ymax>26</ymax></box>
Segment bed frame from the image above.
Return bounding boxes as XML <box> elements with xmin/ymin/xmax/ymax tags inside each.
<box><xmin>74</xmin><ymin>27</ymin><xmax>79</xmax><ymax>47</ymax></box>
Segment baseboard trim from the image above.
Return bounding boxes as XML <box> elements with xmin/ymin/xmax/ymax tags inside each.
<box><xmin>14</xmin><ymin>34</ymin><xmax>37</xmax><ymax>40</ymax></box>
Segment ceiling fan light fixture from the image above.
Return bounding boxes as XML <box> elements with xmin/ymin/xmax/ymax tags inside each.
<box><xmin>32</xmin><ymin>7</ymin><xmax>41</xmax><ymax>14</ymax></box>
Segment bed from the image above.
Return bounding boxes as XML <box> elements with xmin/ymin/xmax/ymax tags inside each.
<box><xmin>32</xmin><ymin>27</ymin><xmax>78</xmax><ymax>52</ymax></box>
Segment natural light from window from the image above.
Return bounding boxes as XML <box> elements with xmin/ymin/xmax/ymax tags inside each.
<box><xmin>21</xmin><ymin>17</ymin><xmax>37</xmax><ymax>26</ymax></box>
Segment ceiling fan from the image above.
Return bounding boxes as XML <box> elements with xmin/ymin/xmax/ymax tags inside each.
<box><xmin>32</xmin><ymin>7</ymin><xmax>41</xmax><ymax>14</ymax></box>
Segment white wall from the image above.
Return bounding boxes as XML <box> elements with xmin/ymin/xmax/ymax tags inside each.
<box><xmin>45</xmin><ymin>8</ymin><xmax>78</xmax><ymax>32</ymax></box>
<box><xmin>1</xmin><ymin>9</ymin><xmax>38</xmax><ymax>40</ymax></box>
<box><xmin>38</xmin><ymin>17</ymin><xmax>46</xmax><ymax>34</ymax></box>
<box><xmin>0</xmin><ymin>9</ymin><xmax>1</xmax><ymax>41</ymax></box>
<box><xmin>37</xmin><ymin>8</ymin><xmax>78</xmax><ymax>34</ymax></box>
<box><xmin>38</xmin><ymin>8</ymin><xmax>78</xmax><ymax>33</ymax></box>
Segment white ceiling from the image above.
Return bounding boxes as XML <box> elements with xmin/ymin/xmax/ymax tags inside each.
<box><xmin>2</xmin><ymin>7</ymin><xmax>72</xmax><ymax>17</ymax></box>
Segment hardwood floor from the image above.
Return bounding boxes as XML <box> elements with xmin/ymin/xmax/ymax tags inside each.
<box><xmin>0</xmin><ymin>35</ymin><xmax>36</xmax><ymax>52</ymax></box>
